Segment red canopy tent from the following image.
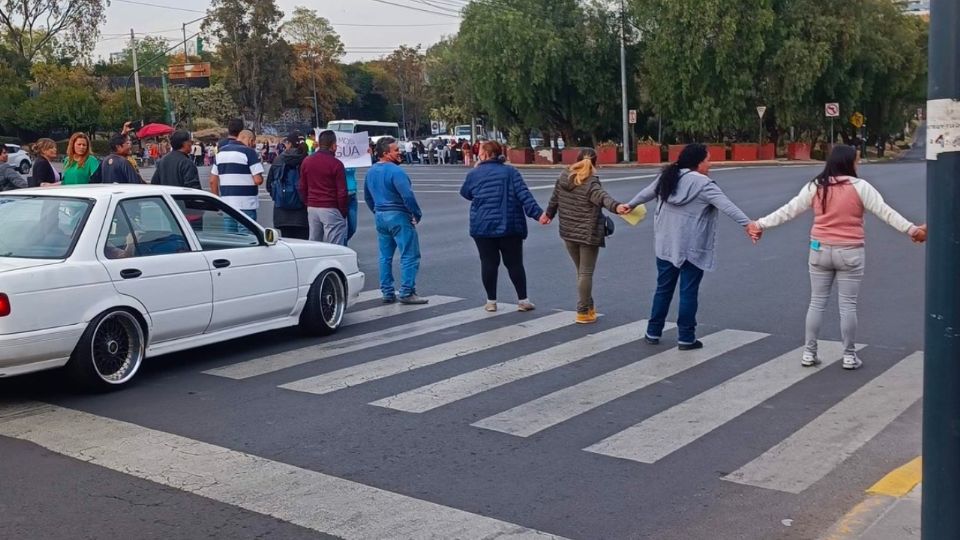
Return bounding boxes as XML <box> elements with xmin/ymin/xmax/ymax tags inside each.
<box><xmin>136</xmin><ymin>123</ymin><xmax>175</xmax><ymax>139</ymax></box>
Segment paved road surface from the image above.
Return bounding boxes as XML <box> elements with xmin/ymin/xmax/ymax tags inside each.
<box><xmin>1</xmin><ymin>162</ymin><xmax>926</xmax><ymax>539</ymax></box>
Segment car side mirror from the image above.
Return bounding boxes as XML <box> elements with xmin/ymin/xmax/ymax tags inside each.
<box><xmin>264</xmin><ymin>228</ymin><xmax>280</xmax><ymax>246</ymax></box>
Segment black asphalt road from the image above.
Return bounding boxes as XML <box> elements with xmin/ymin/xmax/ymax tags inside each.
<box><xmin>0</xmin><ymin>161</ymin><xmax>926</xmax><ymax>540</ymax></box>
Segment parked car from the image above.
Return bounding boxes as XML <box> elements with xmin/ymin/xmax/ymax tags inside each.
<box><xmin>4</xmin><ymin>144</ymin><xmax>32</xmax><ymax>175</ymax></box>
<box><xmin>0</xmin><ymin>185</ymin><xmax>364</xmax><ymax>389</ymax></box>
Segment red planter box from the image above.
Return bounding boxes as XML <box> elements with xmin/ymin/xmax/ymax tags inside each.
<box><xmin>668</xmin><ymin>144</ymin><xmax>686</xmax><ymax>162</ymax></box>
<box><xmin>758</xmin><ymin>143</ymin><xmax>776</xmax><ymax>160</ymax></box>
<box><xmin>507</xmin><ymin>148</ymin><xmax>534</xmax><ymax>164</ymax></box>
<box><xmin>707</xmin><ymin>144</ymin><xmax>726</xmax><ymax>162</ymax></box>
<box><xmin>597</xmin><ymin>146</ymin><xmax>619</xmax><ymax>165</ymax></box>
<box><xmin>787</xmin><ymin>142</ymin><xmax>811</xmax><ymax>161</ymax></box>
<box><xmin>731</xmin><ymin>143</ymin><xmax>759</xmax><ymax>161</ymax></box>
<box><xmin>561</xmin><ymin>148</ymin><xmax>583</xmax><ymax>165</ymax></box>
<box><xmin>636</xmin><ymin>145</ymin><xmax>661</xmax><ymax>164</ymax></box>
<box><xmin>534</xmin><ymin>148</ymin><xmax>561</xmax><ymax>165</ymax></box>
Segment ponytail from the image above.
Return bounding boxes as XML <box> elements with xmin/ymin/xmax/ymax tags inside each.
<box><xmin>568</xmin><ymin>147</ymin><xmax>598</xmax><ymax>185</ymax></box>
<box><xmin>656</xmin><ymin>143</ymin><xmax>708</xmax><ymax>201</ymax></box>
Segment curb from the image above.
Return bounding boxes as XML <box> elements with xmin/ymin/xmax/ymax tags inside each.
<box><xmin>820</xmin><ymin>457</ymin><xmax>922</xmax><ymax>540</ymax></box>
<box><xmin>509</xmin><ymin>160</ymin><xmax>825</xmax><ymax>170</ymax></box>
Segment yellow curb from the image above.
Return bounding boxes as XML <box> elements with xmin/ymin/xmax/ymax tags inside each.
<box><xmin>866</xmin><ymin>457</ymin><xmax>922</xmax><ymax>497</ymax></box>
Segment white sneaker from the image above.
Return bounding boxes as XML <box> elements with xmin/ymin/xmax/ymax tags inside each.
<box><xmin>801</xmin><ymin>352</ymin><xmax>821</xmax><ymax>367</ymax></box>
<box><xmin>484</xmin><ymin>302</ymin><xmax>497</xmax><ymax>312</ymax></box>
<box><xmin>842</xmin><ymin>353</ymin><xmax>863</xmax><ymax>370</ymax></box>
<box><xmin>517</xmin><ymin>300</ymin><xmax>536</xmax><ymax>312</ymax></box>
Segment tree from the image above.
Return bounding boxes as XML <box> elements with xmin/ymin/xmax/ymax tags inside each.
<box><xmin>384</xmin><ymin>45</ymin><xmax>428</xmax><ymax>137</ymax></box>
<box><xmin>203</xmin><ymin>0</ymin><xmax>292</xmax><ymax>130</ymax></box>
<box><xmin>116</xmin><ymin>36</ymin><xmax>172</xmax><ymax>77</ymax></box>
<box><xmin>336</xmin><ymin>62</ymin><xmax>393</xmax><ymax>121</ymax></box>
<box><xmin>0</xmin><ymin>0</ymin><xmax>107</xmax><ymax>64</ymax></box>
<box><xmin>170</xmin><ymin>83</ymin><xmax>239</xmax><ymax>125</ymax></box>
<box><xmin>282</xmin><ymin>7</ymin><xmax>353</xmax><ymax>125</ymax></box>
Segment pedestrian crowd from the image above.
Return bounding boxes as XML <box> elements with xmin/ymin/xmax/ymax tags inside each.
<box><xmin>2</xmin><ymin>121</ymin><xmax>928</xmax><ymax>370</ymax></box>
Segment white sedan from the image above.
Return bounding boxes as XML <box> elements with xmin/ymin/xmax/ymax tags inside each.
<box><xmin>0</xmin><ymin>185</ymin><xmax>364</xmax><ymax>389</ymax></box>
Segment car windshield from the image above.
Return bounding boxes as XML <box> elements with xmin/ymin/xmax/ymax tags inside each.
<box><xmin>0</xmin><ymin>196</ymin><xmax>93</xmax><ymax>259</ymax></box>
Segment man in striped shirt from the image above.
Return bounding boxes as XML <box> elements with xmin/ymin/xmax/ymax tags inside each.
<box><xmin>210</xmin><ymin>130</ymin><xmax>264</xmax><ymax>223</ymax></box>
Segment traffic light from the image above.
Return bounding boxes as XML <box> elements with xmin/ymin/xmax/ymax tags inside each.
<box><xmin>196</xmin><ymin>36</ymin><xmax>203</xmax><ymax>55</ymax></box>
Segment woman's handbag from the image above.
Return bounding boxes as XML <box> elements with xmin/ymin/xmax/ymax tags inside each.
<box><xmin>604</xmin><ymin>215</ymin><xmax>616</xmax><ymax>237</ymax></box>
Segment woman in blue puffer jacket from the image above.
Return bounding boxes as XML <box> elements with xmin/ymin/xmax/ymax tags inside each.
<box><xmin>460</xmin><ymin>141</ymin><xmax>545</xmax><ymax>312</ymax></box>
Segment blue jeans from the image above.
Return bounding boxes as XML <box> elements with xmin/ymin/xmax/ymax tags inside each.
<box><xmin>647</xmin><ymin>257</ymin><xmax>705</xmax><ymax>344</ymax></box>
<box><xmin>375</xmin><ymin>211</ymin><xmax>421</xmax><ymax>298</ymax></box>
<box><xmin>223</xmin><ymin>209</ymin><xmax>258</xmax><ymax>233</ymax></box>
<box><xmin>346</xmin><ymin>193</ymin><xmax>358</xmax><ymax>244</ymax></box>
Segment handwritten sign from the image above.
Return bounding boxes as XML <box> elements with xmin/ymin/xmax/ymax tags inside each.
<box><xmin>334</xmin><ymin>131</ymin><xmax>372</xmax><ymax>169</ymax></box>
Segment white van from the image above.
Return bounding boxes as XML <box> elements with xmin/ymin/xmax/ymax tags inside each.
<box><xmin>326</xmin><ymin>120</ymin><xmax>402</xmax><ymax>144</ymax></box>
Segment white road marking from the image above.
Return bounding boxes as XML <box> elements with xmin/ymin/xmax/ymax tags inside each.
<box><xmin>584</xmin><ymin>341</ymin><xmax>855</xmax><ymax>464</ymax></box>
<box><xmin>723</xmin><ymin>352</ymin><xmax>923</xmax><ymax>493</ymax></box>
<box><xmin>341</xmin><ymin>296</ymin><xmax>461</xmax><ymax>326</ymax></box>
<box><xmin>355</xmin><ymin>289</ymin><xmax>385</xmax><ymax>303</ymax></box>
<box><xmin>280</xmin><ymin>311</ymin><xmax>575</xmax><ymax>396</ymax></box>
<box><xmin>204</xmin><ymin>302</ymin><xmax>525</xmax><ymax>381</ymax></box>
<box><xmin>0</xmin><ymin>403</ymin><xmax>564</xmax><ymax>540</ymax></box>
<box><xmin>371</xmin><ymin>321</ymin><xmax>649</xmax><ymax>413</ymax></box>
<box><xmin>472</xmin><ymin>329</ymin><xmax>766</xmax><ymax>437</ymax></box>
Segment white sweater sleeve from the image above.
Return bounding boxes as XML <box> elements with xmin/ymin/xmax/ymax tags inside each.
<box><xmin>756</xmin><ymin>183</ymin><xmax>816</xmax><ymax>230</ymax></box>
<box><xmin>853</xmin><ymin>179</ymin><xmax>915</xmax><ymax>234</ymax></box>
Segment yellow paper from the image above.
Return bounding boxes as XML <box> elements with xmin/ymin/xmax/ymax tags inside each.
<box><xmin>619</xmin><ymin>204</ymin><xmax>647</xmax><ymax>226</ymax></box>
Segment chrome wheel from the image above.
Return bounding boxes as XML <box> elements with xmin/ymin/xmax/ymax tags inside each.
<box><xmin>90</xmin><ymin>311</ymin><xmax>144</xmax><ymax>384</ymax></box>
<box><xmin>18</xmin><ymin>160</ymin><xmax>30</xmax><ymax>174</ymax></box>
<box><xmin>318</xmin><ymin>271</ymin><xmax>346</xmax><ymax>329</ymax></box>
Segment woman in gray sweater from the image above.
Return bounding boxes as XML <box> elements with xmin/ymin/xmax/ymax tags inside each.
<box><xmin>627</xmin><ymin>143</ymin><xmax>752</xmax><ymax>349</ymax></box>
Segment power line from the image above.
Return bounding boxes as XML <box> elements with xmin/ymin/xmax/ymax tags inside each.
<box><xmin>111</xmin><ymin>0</ymin><xmax>205</xmax><ymax>13</ymax></box>
<box><xmin>366</xmin><ymin>0</ymin><xmax>460</xmax><ymax>18</ymax></box>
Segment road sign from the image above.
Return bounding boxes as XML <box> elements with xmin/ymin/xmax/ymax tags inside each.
<box><xmin>757</xmin><ymin>106</ymin><xmax>767</xmax><ymax>119</ymax></box>
<box><xmin>168</xmin><ymin>62</ymin><xmax>211</xmax><ymax>80</ymax></box>
<box><xmin>430</xmin><ymin>121</ymin><xmax>440</xmax><ymax>136</ymax></box>
<box><xmin>850</xmin><ymin>112</ymin><xmax>865</xmax><ymax>129</ymax></box>
<box><xmin>825</xmin><ymin>103</ymin><xmax>840</xmax><ymax>118</ymax></box>
<box><xmin>628</xmin><ymin>109</ymin><xmax>637</xmax><ymax>124</ymax></box>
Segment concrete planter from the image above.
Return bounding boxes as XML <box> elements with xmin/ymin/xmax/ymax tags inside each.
<box><xmin>597</xmin><ymin>146</ymin><xmax>619</xmax><ymax>165</ymax></box>
<box><xmin>731</xmin><ymin>143</ymin><xmax>759</xmax><ymax>161</ymax></box>
<box><xmin>758</xmin><ymin>143</ymin><xmax>776</xmax><ymax>160</ymax></box>
<box><xmin>561</xmin><ymin>148</ymin><xmax>584</xmax><ymax>165</ymax></box>
<box><xmin>787</xmin><ymin>142</ymin><xmax>812</xmax><ymax>161</ymax></box>
<box><xmin>507</xmin><ymin>147</ymin><xmax>534</xmax><ymax>164</ymax></box>
<box><xmin>636</xmin><ymin>145</ymin><xmax>662</xmax><ymax>164</ymax></box>
<box><xmin>707</xmin><ymin>144</ymin><xmax>727</xmax><ymax>162</ymax></box>
<box><xmin>534</xmin><ymin>147</ymin><xmax>561</xmax><ymax>165</ymax></box>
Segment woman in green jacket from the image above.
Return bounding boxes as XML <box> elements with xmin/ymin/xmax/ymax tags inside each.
<box><xmin>61</xmin><ymin>132</ymin><xmax>100</xmax><ymax>185</ymax></box>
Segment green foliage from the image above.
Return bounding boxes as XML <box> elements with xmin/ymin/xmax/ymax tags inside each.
<box><xmin>170</xmin><ymin>83</ymin><xmax>239</xmax><ymax>126</ymax></box>
<box><xmin>282</xmin><ymin>7</ymin><xmax>353</xmax><ymax>124</ymax></box>
<box><xmin>0</xmin><ymin>0</ymin><xmax>108</xmax><ymax>63</ymax></box>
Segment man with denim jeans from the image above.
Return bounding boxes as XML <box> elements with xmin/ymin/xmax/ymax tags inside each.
<box><xmin>363</xmin><ymin>137</ymin><xmax>428</xmax><ymax>305</ymax></box>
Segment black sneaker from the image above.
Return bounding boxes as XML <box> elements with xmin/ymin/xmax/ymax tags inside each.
<box><xmin>399</xmin><ymin>294</ymin><xmax>429</xmax><ymax>305</ymax></box>
<box><xmin>382</xmin><ymin>295</ymin><xmax>397</xmax><ymax>304</ymax></box>
<box><xmin>678</xmin><ymin>340</ymin><xmax>704</xmax><ymax>351</ymax></box>
<box><xmin>644</xmin><ymin>334</ymin><xmax>661</xmax><ymax>345</ymax></box>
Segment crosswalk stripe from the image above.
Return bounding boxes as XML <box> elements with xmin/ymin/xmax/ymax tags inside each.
<box><xmin>723</xmin><ymin>351</ymin><xmax>923</xmax><ymax>494</ymax></box>
<box><xmin>280</xmin><ymin>311</ymin><xmax>575</xmax><ymax>396</ymax></box>
<box><xmin>205</xmin><ymin>302</ymin><xmax>507</xmax><ymax>381</ymax></box>
<box><xmin>341</xmin><ymin>295</ymin><xmax>461</xmax><ymax>326</ymax></box>
<box><xmin>472</xmin><ymin>329</ymin><xmax>764</xmax><ymax>438</ymax></box>
<box><xmin>584</xmin><ymin>341</ymin><xmax>853</xmax><ymax>464</ymax></box>
<box><xmin>355</xmin><ymin>289</ymin><xmax>384</xmax><ymax>303</ymax></box>
<box><xmin>371</xmin><ymin>321</ymin><xmax>651</xmax><ymax>413</ymax></box>
<box><xmin>0</xmin><ymin>402</ymin><xmax>564</xmax><ymax>540</ymax></box>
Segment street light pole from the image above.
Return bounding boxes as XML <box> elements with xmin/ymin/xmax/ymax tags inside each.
<box><xmin>922</xmin><ymin>1</ymin><xmax>960</xmax><ymax>539</ymax></box>
<box><xmin>130</xmin><ymin>29</ymin><xmax>142</xmax><ymax>109</ymax></box>
<box><xmin>311</xmin><ymin>54</ymin><xmax>321</xmax><ymax>129</ymax></box>
<box><xmin>619</xmin><ymin>0</ymin><xmax>630</xmax><ymax>162</ymax></box>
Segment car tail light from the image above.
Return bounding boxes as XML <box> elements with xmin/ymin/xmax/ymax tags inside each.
<box><xmin>0</xmin><ymin>294</ymin><xmax>9</xmax><ymax>317</ymax></box>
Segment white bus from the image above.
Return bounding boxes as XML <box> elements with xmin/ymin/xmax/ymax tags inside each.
<box><xmin>326</xmin><ymin>120</ymin><xmax>402</xmax><ymax>143</ymax></box>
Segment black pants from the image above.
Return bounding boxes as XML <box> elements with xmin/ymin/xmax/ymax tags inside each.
<box><xmin>473</xmin><ymin>236</ymin><xmax>527</xmax><ymax>301</ymax></box>
<box><xmin>279</xmin><ymin>226</ymin><xmax>309</xmax><ymax>240</ymax></box>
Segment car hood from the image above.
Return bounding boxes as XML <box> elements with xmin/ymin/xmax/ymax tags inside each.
<box><xmin>0</xmin><ymin>258</ymin><xmax>63</xmax><ymax>273</ymax></box>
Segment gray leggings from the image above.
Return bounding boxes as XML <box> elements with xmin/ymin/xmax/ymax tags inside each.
<box><xmin>805</xmin><ymin>245</ymin><xmax>865</xmax><ymax>356</ymax></box>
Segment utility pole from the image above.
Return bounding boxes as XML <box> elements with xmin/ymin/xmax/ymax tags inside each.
<box><xmin>130</xmin><ymin>29</ymin><xmax>142</xmax><ymax>108</ymax></box>
<box><xmin>311</xmin><ymin>55</ymin><xmax>321</xmax><ymax>129</ymax></box>
<box><xmin>922</xmin><ymin>0</ymin><xmax>960</xmax><ymax>538</ymax></box>
<box><xmin>182</xmin><ymin>23</ymin><xmax>192</xmax><ymax>130</ymax></box>
<box><xmin>619</xmin><ymin>0</ymin><xmax>630</xmax><ymax>162</ymax></box>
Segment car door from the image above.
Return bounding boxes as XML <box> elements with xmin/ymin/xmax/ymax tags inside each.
<box><xmin>98</xmin><ymin>196</ymin><xmax>213</xmax><ymax>343</ymax></box>
<box><xmin>171</xmin><ymin>194</ymin><xmax>298</xmax><ymax>333</ymax></box>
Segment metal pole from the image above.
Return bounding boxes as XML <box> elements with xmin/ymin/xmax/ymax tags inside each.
<box><xmin>130</xmin><ymin>29</ymin><xmax>142</xmax><ymax>109</ymax></box>
<box><xmin>923</xmin><ymin>1</ymin><xmax>960</xmax><ymax>538</ymax></box>
<box><xmin>619</xmin><ymin>0</ymin><xmax>630</xmax><ymax>162</ymax></box>
<box><xmin>399</xmin><ymin>73</ymin><xmax>408</xmax><ymax>140</ymax></box>
<box><xmin>311</xmin><ymin>56</ymin><xmax>320</xmax><ymax>129</ymax></box>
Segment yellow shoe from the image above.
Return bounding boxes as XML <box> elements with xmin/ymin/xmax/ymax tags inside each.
<box><xmin>575</xmin><ymin>311</ymin><xmax>597</xmax><ymax>324</ymax></box>
<box><xmin>587</xmin><ymin>307</ymin><xmax>596</xmax><ymax>319</ymax></box>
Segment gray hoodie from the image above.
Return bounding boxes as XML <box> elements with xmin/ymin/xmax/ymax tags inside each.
<box><xmin>628</xmin><ymin>169</ymin><xmax>750</xmax><ymax>271</ymax></box>
<box><xmin>0</xmin><ymin>162</ymin><xmax>27</xmax><ymax>191</ymax></box>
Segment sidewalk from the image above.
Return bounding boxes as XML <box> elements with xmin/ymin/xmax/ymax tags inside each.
<box><xmin>510</xmin><ymin>159</ymin><xmax>824</xmax><ymax>170</ymax></box>
<box><xmin>821</xmin><ymin>458</ymin><xmax>921</xmax><ymax>539</ymax></box>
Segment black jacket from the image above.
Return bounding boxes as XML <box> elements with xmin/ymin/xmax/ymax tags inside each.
<box><xmin>29</xmin><ymin>157</ymin><xmax>57</xmax><ymax>187</ymax></box>
<box><xmin>267</xmin><ymin>149</ymin><xmax>308</xmax><ymax>229</ymax></box>
<box><xmin>99</xmin><ymin>154</ymin><xmax>143</xmax><ymax>184</ymax></box>
<box><xmin>151</xmin><ymin>150</ymin><xmax>200</xmax><ymax>189</ymax></box>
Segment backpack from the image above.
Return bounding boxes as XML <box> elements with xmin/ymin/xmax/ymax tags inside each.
<box><xmin>268</xmin><ymin>162</ymin><xmax>304</xmax><ymax>210</ymax></box>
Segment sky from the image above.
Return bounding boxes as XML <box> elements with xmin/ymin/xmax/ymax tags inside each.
<box><xmin>94</xmin><ymin>0</ymin><xmax>463</xmax><ymax>63</ymax></box>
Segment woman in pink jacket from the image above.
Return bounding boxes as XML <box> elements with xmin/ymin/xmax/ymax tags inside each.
<box><xmin>749</xmin><ymin>145</ymin><xmax>926</xmax><ymax>370</ymax></box>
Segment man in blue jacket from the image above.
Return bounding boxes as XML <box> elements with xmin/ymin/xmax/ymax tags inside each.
<box><xmin>364</xmin><ymin>137</ymin><xmax>428</xmax><ymax>305</ymax></box>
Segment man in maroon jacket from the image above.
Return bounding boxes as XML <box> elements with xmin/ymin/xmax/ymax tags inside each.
<box><xmin>299</xmin><ymin>130</ymin><xmax>349</xmax><ymax>244</ymax></box>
